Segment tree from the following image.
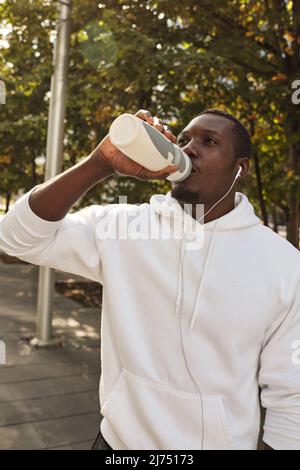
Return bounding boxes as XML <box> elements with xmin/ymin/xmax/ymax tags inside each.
<box><xmin>0</xmin><ymin>0</ymin><xmax>299</xmax><ymax>248</ymax></box>
<box><xmin>154</xmin><ymin>0</ymin><xmax>300</xmax><ymax>246</ymax></box>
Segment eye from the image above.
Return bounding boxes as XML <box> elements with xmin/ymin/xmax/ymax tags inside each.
<box><xmin>177</xmin><ymin>138</ymin><xmax>189</xmax><ymax>147</ymax></box>
<box><xmin>204</xmin><ymin>137</ymin><xmax>217</xmax><ymax>145</ymax></box>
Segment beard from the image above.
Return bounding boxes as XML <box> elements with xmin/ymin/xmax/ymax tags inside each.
<box><xmin>171</xmin><ymin>185</ymin><xmax>202</xmax><ymax>204</ymax></box>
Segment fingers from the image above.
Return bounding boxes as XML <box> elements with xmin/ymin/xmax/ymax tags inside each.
<box><xmin>160</xmin><ymin>165</ymin><xmax>178</xmax><ymax>178</ymax></box>
<box><xmin>135</xmin><ymin>109</ymin><xmax>177</xmax><ymax>144</ymax></box>
<box><xmin>135</xmin><ymin>109</ymin><xmax>154</xmax><ymax>125</ymax></box>
<box><xmin>163</xmin><ymin>126</ymin><xmax>177</xmax><ymax>143</ymax></box>
<box><xmin>153</xmin><ymin>116</ymin><xmax>165</xmax><ymax>132</ymax></box>
<box><xmin>137</xmin><ymin>165</ymin><xmax>178</xmax><ymax>181</ymax></box>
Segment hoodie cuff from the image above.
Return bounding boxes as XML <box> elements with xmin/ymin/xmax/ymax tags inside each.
<box><xmin>13</xmin><ymin>187</ymin><xmax>62</xmax><ymax>238</ymax></box>
<box><xmin>263</xmin><ymin>408</ymin><xmax>300</xmax><ymax>450</ymax></box>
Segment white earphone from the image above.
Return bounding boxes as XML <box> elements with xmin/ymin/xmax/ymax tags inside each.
<box><xmin>236</xmin><ymin>165</ymin><xmax>242</xmax><ymax>179</ymax></box>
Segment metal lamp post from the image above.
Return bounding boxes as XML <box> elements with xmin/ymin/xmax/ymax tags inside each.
<box><xmin>31</xmin><ymin>0</ymin><xmax>72</xmax><ymax>347</ymax></box>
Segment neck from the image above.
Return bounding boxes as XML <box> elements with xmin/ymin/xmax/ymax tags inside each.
<box><xmin>178</xmin><ymin>192</ymin><xmax>236</xmax><ymax>223</ymax></box>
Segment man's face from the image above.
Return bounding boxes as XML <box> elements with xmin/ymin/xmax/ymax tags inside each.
<box><xmin>171</xmin><ymin>114</ymin><xmax>240</xmax><ymax>205</ymax></box>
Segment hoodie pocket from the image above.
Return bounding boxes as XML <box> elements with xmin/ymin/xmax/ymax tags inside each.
<box><xmin>101</xmin><ymin>369</ymin><xmax>234</xmax><ymax>450</ymax></box>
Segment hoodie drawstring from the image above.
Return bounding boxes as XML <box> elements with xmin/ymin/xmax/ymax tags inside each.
<box><xmin>175</xmin><ymin>219</ymin><xmax>218</xmax><ymax>449</ymax></box>
<box><xmin>189</xmin><ymin>221</ymin><xmax>219</xmax><ymax>330</ymax></box>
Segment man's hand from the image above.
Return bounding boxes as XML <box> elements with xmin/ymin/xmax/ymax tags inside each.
<box><xmin>28</xmin><ymin>109</ymin><xmax>178</xmax><ymax>221</ymax></box>
<box><xmin>91</xmin><ymin>109</ymin><xmax>178</xmax><ymax>181</ymax></box>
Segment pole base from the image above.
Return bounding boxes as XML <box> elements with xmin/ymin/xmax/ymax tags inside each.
<box><xmin>30</xmin><ymin>336</ymin><xmax>64</xmax><ymax>349</ymax></box>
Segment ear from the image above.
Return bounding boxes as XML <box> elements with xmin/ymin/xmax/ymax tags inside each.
<box><xmin>237</xmin><ymin>158</ymin><xmax>250</xmax><ymax>178</ymax></box>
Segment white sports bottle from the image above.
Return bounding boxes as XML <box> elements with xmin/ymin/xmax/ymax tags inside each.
<box><xmin>109</xmin><ymin>113</ymin><xmax>192</xmax><ymax>182</ymax></box>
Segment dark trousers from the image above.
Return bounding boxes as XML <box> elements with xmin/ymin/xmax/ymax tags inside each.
<box><xmin>91</xmin><ymin>416</ymin><xmax>113</xmax><ymax>450</ymax></box>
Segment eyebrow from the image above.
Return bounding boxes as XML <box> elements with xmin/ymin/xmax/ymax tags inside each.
<box><xmin>177</xmin><ymin>129</ymin><xmax>222</xmax><ymax>140</ymax></box>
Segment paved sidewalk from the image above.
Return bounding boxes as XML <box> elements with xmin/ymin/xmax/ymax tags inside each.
<box><xmin>0</xmin><ymin>259</ymin><xmax>102</xmax><ymax>450</ymax></box>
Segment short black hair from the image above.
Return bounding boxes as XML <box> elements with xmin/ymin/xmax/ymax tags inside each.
<box><xmin>199</xmin><ymin>108</ymin><xmax>252</xmax><ymax>160</ymax></box>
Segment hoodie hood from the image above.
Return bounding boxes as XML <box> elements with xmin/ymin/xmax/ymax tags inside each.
<box><xmin>149</xmin><ymin>191</ymin><xmax>261</xmax><ymax>231</ymax></box>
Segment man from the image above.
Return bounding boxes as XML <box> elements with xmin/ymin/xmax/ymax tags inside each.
<box><xmin>0</xmin><ymin>109</ymin><xmax>299</xmax><ymax>450</ymax></box>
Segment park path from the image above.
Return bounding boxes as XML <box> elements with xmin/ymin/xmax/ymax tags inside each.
<box><xmin>0</xmin><ymin>258</ymin><xmax>101</xmax><ymax>449</ymax></box>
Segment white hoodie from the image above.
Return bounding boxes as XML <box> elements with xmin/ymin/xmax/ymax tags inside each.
<box><xmin>0</xmin><ymin>189</ymin><xmax>300</xmax><ymax>450</ymax></box>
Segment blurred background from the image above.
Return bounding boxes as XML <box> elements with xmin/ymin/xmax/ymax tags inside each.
<box><xmin>0</xmin><ymin>0</ymin><xmax>299</xmax><ymax>247</ymax></box>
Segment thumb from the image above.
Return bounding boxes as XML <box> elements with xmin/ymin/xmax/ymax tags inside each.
<box><xmin>153</xmin><ymin>165</ymin><xmax>178</xmax><ymax>179</ymax></box>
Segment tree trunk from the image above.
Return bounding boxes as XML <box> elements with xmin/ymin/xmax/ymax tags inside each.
<box><xmin>284</xmin><ymin>0</ymin><xmax>300</xmax><ymax>248</ymax></box>
<box><xmin>31</xmin><ymin>156</ymin><xmax>37</xmax><ymax>186</ymax></box>
<box><xmin>253</xmin><ymin>150</ymin><xmax>269</xmax><ymax>227</ymax></box>
<box><xmin>286</xmin><ymin>144</ymin><xmax>299</xmax><ymax>248</ymax></box>
<box><xmin>248</xmin><ymin>118</ymin><xmax>269</xmax><ymax>227</ymax></box>
<box><xmin>139</xmin><ymin>89</ymin><xmax>152</xmax><ymax>110</ymax></box>
<box><xmin>272</xmin><ymin>205</ymin><xmax>278</xmax><ymax>233</ymax></box>
<box><xmin>5</xmin><ymin>192</ymin><xmax>11</xmax><ymax>213</ymax></box>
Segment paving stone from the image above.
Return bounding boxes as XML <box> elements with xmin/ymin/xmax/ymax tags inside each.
<box><xmin>33</xmin><ymin>412</ymin><xmax>100</xmax><ymax>447</ymax></box>
<box><xmin>0</xmin><ymin>384</ymin><xmax>17</xmax><ymax>401</ymax></box>
<box><xmin>0</xmin><ymin>366</ymin><xmax>24</xmax><ymax>384</ymax></box>
<box><xmin>9</xmin><ymin>374</ymin><xmax>99</xmax><ymax>401</ymax></box>
<box><xmin>0</xmin><ymin>422</ymin><xmax>46</xmax><ymax>449</ymax></box>
<box><xmin>0</xmin><ymin>260</ymin><xmax>102</xmax><ymax>449</ymax></box>
<box><xmin>0</xmin><ymin>361</ymin><xmax>99</xmax><ymax>384</ymax></box>
<box><xmin>45</xmin><ymin>390</ymin><xmax>99</xmax><ymax>417</ymax></box>
<box><xmin>47</xmin><ymin>440</ymin><xmax>94</xmax><ymax>450</ymax></box>
<box><xmin>0</xmin><ymin>398</ymin><xmax>55</xmax><ymax>425</ymax></box>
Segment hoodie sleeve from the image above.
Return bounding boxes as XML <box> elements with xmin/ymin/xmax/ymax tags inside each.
<box><xmin>258</xmin><ymin>267</ymin><xmax>300</xmax><ymax>450</ymax></box>
<box><xmin>0</xmin><ymin>189</ymin><xmax>103</xmax><ymax>283</ymax></box>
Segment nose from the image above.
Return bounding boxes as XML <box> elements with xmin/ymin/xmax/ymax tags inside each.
<box><xmin>182</xmin><ymin>141</ymin><xmax>198</xmax><ymax>160</ymax></box>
